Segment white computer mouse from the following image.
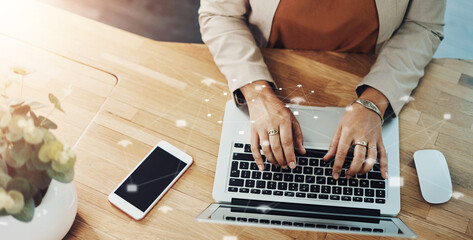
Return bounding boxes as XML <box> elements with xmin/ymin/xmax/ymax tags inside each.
<box><xmin>413</xmin><ymin>149</ymin><xmax>452</xmax><ymax>204</ymax></box>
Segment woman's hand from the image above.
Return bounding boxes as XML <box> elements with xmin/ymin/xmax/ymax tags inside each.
<box><xmin>240</xmin><ymin>80</ymin><xmax>306</xmax><ymax>170</ymax></box>
<box><xmin>323</xmin><ymin>87</ymin><xmax>390</xmax><ymax>180</ymax></box>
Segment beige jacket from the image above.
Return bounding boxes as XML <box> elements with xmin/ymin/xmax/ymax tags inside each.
<box><xmin>199</xmin><ymin>0</ymin><xmax>445</xmax><ymax>116</ymax></box>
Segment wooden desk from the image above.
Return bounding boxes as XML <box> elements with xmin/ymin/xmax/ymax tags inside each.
<box><xmin>1</xmin><ymin>1</ymin><xmax>472</xmax><ymax>239</ymax></box>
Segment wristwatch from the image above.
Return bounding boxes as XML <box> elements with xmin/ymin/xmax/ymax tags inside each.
<box><xmin>351</xmin><ymin>99</ymin><xmax>384</xmax><ymax>125</ymax></box>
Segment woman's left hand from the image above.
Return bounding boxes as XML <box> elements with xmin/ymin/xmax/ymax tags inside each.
<box><xmin>322</xmin><ymin>87</ymin><xmax>390</xmax><ymax>180</ymax></box>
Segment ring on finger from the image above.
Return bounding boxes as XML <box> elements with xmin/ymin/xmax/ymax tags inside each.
<box><xmin>354</xmin><ymin>141</ymin><xmax>368</xmax><ymax>147</ymax></box>
<box><xmin>368</xmin><ymin>145</ymin><xmax>377</xmax><ymax>149</ymax></box>
<box><xmin>268</xmin><ymin>129</ymin><xmax>279</xmax><ymax>136</ymax></box>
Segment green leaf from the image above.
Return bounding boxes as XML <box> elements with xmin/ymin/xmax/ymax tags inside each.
<box><xmin>31</xmin><ymin>148</ymin><xmax>50</xmax><ymax>171</ymax></box>
<box><xmin>6</xmin><ymin>190</ymin><xmax>24</xmax><ymax>215</ymax></box>
<box><xmin>12</xmin><ymin>197</ymin><xmax>34</xmax><ymax>222</ymax></box>
<box><xmin>9</xmin><ymin>141</ymin><xmax>31</xmax><ymax>167</ymax></box>
<box><xmin>7</xmin><ymin>177</ymin><xmax>31</xmax><ymax>200</ymax></box>
<box><xmin>48</xmin><ymin>93</ymin><xmax>64</xmax><ymax>113</ymax></box>
<box><xmin>47</xmin><ymin>167</ymin><xmax>74</xmax><ymax>183</ymax></box>
<box><xmin>38</xmin><ymin>116</ymin><xmax>57</xmax><ymax>129</ymax></box>
<box><xmin>5</xmin><ymin>150</ymin><xmax>26</xmax><ymax>168</ymax></box>
<box><xmin>12</xmin><ymin>105</ymin><xmax>30</xmax><ymax>115</ymax></box>
<box><xmin>0</xmin><ymin>171</ymin><xmax>12</xmax><ymax>188</ymax></box>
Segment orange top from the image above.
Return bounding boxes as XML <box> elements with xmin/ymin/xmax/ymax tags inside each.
<box><xmin>268</xmin><ymin>0</ymin><xmax>379</xmax><ymax>53</ymax></box>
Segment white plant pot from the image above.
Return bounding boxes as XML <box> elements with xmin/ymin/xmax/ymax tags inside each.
<box><xmin>0</xmin><ymin>179</ymin><xmax>78</xmax><ymax>240</ymax></box>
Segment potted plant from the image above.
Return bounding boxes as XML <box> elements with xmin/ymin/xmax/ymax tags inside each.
<box><xmin>0</xmin><ymin>68</ymin><xmax>78</xmax><ymax>240</ymax></box>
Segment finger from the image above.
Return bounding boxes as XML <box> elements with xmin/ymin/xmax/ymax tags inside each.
<box><xmin>332</xmin><ymin>131</ymin><xmax>350</xmax><ymax>180</ymax></box>
<box><xmin>378</xmin><ymin>142</ymin><xmax>388</xmax><ymax>179</ymax></box>
<box><xmin>347</xmin><ymin>144</ymin><xmax>367</xmax><ymax>178</ymax></box>
<box><xmin>324</xmin><ymin>125</ymin><xmax>342</xmax><ymax>161</ymax></box>
<box><xmin>292</xmin><ymin>117</ymin><xmax>306</xmax><ymax>155</ymax></box>
<box><xmin>280</xmin><ymin>121</ymin><xmax>297</xmax><ymax>169</ymax></box>
<box><xmin>251</xmin><ymin>129</ymin><xmax>264</xmax><ymax>171</ymax></box>
<box><xmin>260</xmin><ymin>132</ymin><xmax>277</xmax><ymax>166</ymax></box>
<box><xmin>269</xmin><ymin>132</ymin><xmax>287</xmax><ymax>168</ymax></box>
<box><xmin>361</xmin><ymin>144</ymin><xmax>377</xmax><ymax>173</ymax></box>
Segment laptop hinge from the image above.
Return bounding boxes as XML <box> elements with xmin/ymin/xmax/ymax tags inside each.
<box><xmin>231</xmin><ymin>198</ymin><xmax>380</xmax><ymax>217</ymax></box>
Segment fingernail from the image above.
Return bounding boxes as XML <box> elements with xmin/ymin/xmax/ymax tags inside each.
<box><xmin>289</xmin><ymin>162</ymin><xmax>296</xmax><ymax>169</ymax></box>
<box><xmin>258</xmin><ymin>164</ymin><xmax>264</xmax><ymax>171</ymax></box>
<box><xmin>333</xmin><ymin>172</ymin><xmax>340</xmax><ymax>180</ymax></box>
<box><xmin>282</xmin><ymin>165</ymin><xmax>288</xmax><ymax>169</ymax></box>
<box><xmin>346</xmin><ymin>174</ymin><xmax>352</xmax><ymax>179</ymax></box>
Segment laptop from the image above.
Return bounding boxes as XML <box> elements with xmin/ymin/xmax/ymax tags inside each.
<box><xmin>197</xmin><ymin>100</ymin><xmax>416</xmax><ymax>238</ymax></box>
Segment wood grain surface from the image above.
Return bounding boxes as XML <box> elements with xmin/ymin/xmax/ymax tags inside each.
<box><xmin>0</xmin><ymin>1</ymin><xmax>472</xmax><ymax>239</ymax></box>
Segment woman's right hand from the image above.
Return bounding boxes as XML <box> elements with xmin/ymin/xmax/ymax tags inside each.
<box><xmin>240</xmin><ymin>80</ymin><xmax>306</xmax><ymax>171</ymax></box>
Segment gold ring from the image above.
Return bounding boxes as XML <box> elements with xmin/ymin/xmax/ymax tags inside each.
<box><xmin>268</xmin><ymin>129</ymin><xmax>279</xmax><ymax>136</ymax></box>
<box><xmin>354</xmin><ymin>141</ymin><xmax>368</xmax><ymax>147</ymax></box>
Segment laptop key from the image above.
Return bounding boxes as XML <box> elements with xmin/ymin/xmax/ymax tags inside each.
<box><xmin>262</xmin><ymin>190</ymin><xmax>272</xmax><ymax>195</ymax></box>
<box><xmin>324</xmin><ymin>168</ymin><xmax>332</xmax><ymax>176</ymax></box>
<box><xmin>256</xmin><ymin>180</ymin><xmax>266</xmax><ymax>188</ymax></box>
<box><xmin>289</xmin><ymin>183</ymin><xmax>298</xmax><ymax>191</ymax></box>
<box><xmin>357</xmin><ymin>173</ymin><xmax>367</xmax><ymax>179</ymax></box>
<box><xmin>239</xmin><ymin>162</ymin><xmax>249</xmax><ymax>169</ymax></box>
<box><xmin>349</xmin><ymin>179</ymin><xmax>358</xmax><ymax>186</ymax></box>
<box><xmin>322</xmin><ymin>186</ymin><xmax>331</xmax><ymax>193</ymax></box>
<box><xmin>373</xmin><ymin>163</ymin><xmax>381</xmax><ymax>172</ymax></box>
<box><xmin>234</xmin><ymin>143</ymin><xmax>244</xmax><ymax>148</ymax></box>
<box><xmin>330</xmin><ymin>195</ymin><xmax>340</xmax><ymax>200</ymax></box>
<box><xmin>350</xmin><ymin>227</ymin><xmax>361</xmax><ymax>231</ymax></box>
<box><xmin>273</xmin><ymin>173</ymin><xmax>283</xmax><ymax>181</ymax></box>
<box><xmin>271</xmin><ymin>165</ymin><xmax>281</xmax><ymax>172</ymax></box>
<box><xmin>264</xmin><ymin>163</ymin><xmax>271</xmax><ymax>171</ymax></box>
<box><xmin>364</xmin><ymin>198</ymin><xmax>374</xmax><ymax>203</ymax></box>
<box><xmin>284</xmin><ymin>174</ymin><xmax>294</xmax><ymax>182</ymax></box>
<box><xmin>306</xmin><ymin>175</ymin><xmax>315</xmax><ymax>183</ymax></box>
<box><xmin>310</xmin><ymin>185</ymin><xmax>320</xmax><ymax>193</ymax></box>
<box><xmin>260</xmin><ymin>219</ymin><xmax>270</xmax><ymax>224</ymax></box>
<box><xmin>376</xmin><ymin>199</ymin><xmax>386</xmax><ymax>204</ymax></box>
<box><xmin>365</xmin><ymin>189</ymin><xmax>374</xmax><ymax>197</ymax></box>
<box><xmin>327</xmin><ymin>177</ymin><xmax>337</xmax><ymax>185</ymax></box>
<box><xmin>295</xmin><ymin>175</ymin><xmax>305</xmax><ymax>182</ymax></box>
<box><xmin>368</xmin><ymin>172</ymin><xmax>383</xmax><ymax>180</ymax></box>
<box><xmin>250</xmin><ymin>162</ymin><xmax>259</xmax><ymax>170</ymax></box>
<box><xmin>274</xmin><ymin>191</ymin><xmax>283</xmax><ymax>196</ymax></box>
<box><xmin>303</xmin><ymin>167</ymin><xmax>313</xmax><ymax>175</ymax></box>
<box><xmin>285</xmin><ymin>191</ymin><xmax>295</xmax><ymax>197</ymax></box>
<box><xmin>267</xmin><ymin>181</ymin><xmax>277</xmax><ymax>189</ymax></box>
<box><xmin>316</xmin><ymin>176</ymin><xmax>326</xmax><ymax>184</ymax></box>
<box><xmin>244</xmin><ymin>144</ymin><xmax>251</xmax><ymax>153</ymax></box>
<box><xmin>245</xmin><ymin>180</ymin><xmax>255</xmax><ymax>188</ymax></box>
<box><xmin>293</xmin><ymin>166</ymin><xmax>303</xmax><ymax>174</ymax></box>
<box><xmin>353</xmin><ymin>197</ymin><xmax>363</xmax><ymax>202</ymax></box>
<box><xmin>338</xmin><ymin>178</ymin><xmax>347</xmax><ymax>186</ymax></box>
<box><xmin>300</xmin><ymin>184</ymin><xmax>309</xmax><ymax>192</ymax></box>
<box><xmin>296</xmin><ymin>193</ymin><xmax>306</xmax><ymax>198</ymax></box>
<box><xmin>230</xmin><ymin>170</ymin><xmax>240</xmax><ymax>177</ymax></box>
<box><xmin>308</xmin><ymin>193</ymin><xmax>317</xmax><ymax>198</ymax></box>
<box><xmin>241</xmin><ymin>170</ymin><xmax>251</xmax><ymax>178</ymax></box>
<box><xmin>226</xmin><ymin>216</ymin><xmax>236</xmax><ymax>221</ymax></box>
<box><xmin>239</xmin><ymin>188</ymin><xmax>249</xmax><ymax>193</ymax></box>
<box><xmin>332</xmin><ymin>186</ymin><xmax>342</xmax><ymax>194</ymax></box>
<box><xmin>271</xmin><ymin>220</ymin><xmax>281</xmax><ymax>225</ymax></box>
<box><xmin>373</xmin><ymin>228</ymin><xmax>384</xmax><ymax>233</ymax></box>
<box><xmin>251</xmin><ymin>171</ymin><xmax>261</xmax><ymax>179</ymax></box>
<box><xmin>231</xmin><ymin>161</ymin><xmax>239</xmax><ymax>170</ymax></box>
<box><xmin>294</xmin><ymin>222</ymin><xmax>304</xmax><ymax>227</ymax></box>
<box><xmin>248</xmin><ymin>218</ymin><xmax>259</xmax><ymax>223</ymax></box>
<box><xmin>314</xmin><ymin>167</ymin><xmax>324</xmax><ymax>175</ymax></box>
<box><xmin>250</xmin><ymin>189</ymin><xmax>261</xmax><ymax>194</ymax></box>
<box><xmin>360</xmin><ymin>180</ymin><xmax>369</xmax><ymax>187</ymax></box>
<box><xmin>228</xmin><ymin>187</ymin><xmax>238</xmax><ymax>192</ymax></box>
<box><xmin>282</xmin><ymin>167</ymin><xmax>291</xmax><ymax>173</ymax></box>
<box><xmin>354</xmin><ymin>188</ymin><xmax>363</xmax><ymax>196</ymax></box>
<box><xmin>343</xmin><ymin>187</ymin><xmax>353</xmax><ymax>195</ymax></box>
<box><xmin>262</xmin><ymin>172</ymin><xmax>272</xmax><ymax>180</ymax></box>
<box><xmin>305</xmin><ymin>223</ymin><xmax>316</xmax><ymax>228</ymax></box>
<box><xmin>371</xmin><ymin>180</ymin><xmax>386</xmax><ymax>189</ymax></box>
<box><xmin>282</xmin><ymin>221</ymin><xmax>292</xmax><ymax>226</ymax></box>
<box><xmin>229</xmin><ymin>178</ymin><xmax>244</xmax><ymax>187</ymax></box>
<box><xmin>309</xmin><ymin>158</ymin><xmax>319</xmax><ymax>166</ymax></box>
<box><xmin>376</xmin><ymin>190</ymin><xmax>386</xmax><ymax>198</ymax></box>
<box><xmin>299</xmin><ymin>158</ymin><xmax>309</xmax><ymax>165</ymax></box>
<box><xmin>340</xmin><ymin>170</ymin><xmax>346</xmax><ymax>178</ymax></box>
<box><xmin>233</xmin><ymin>153</ymin><xmax>253</xmax><ymax>161</ymax></box>
<box><xmin>341</xmin><ymin>196</ymin><xmax>351</xmax><ymax>201</ymax></box>
<box><xmin>277</xmin><ymin>182</ymin><xmax>288</xmax><ymax>190</ymax></box>
<box><xmin>319</xmin><ymin>194</ymin><xmax>329</xmax><ymax>199</ymax></box>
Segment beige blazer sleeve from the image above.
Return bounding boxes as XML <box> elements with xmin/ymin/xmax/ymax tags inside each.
<box><xmin>356</xmin><ymin>0</ymin><xmax>446</xmax><ymax>116</ymax></box>
<box><xmin>198</xmin><ymin>0</ymin><xmax>276</xmax><ymax>104</ymax></box>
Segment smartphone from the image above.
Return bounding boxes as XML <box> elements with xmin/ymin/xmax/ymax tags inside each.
<box><xmin>108</xmin><ymin>140</ymin><xmax>193</xmax><ymax>220</ymax></box>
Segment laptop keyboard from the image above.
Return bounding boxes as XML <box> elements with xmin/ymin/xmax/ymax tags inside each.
<box><xmin>228</xmin><ymin>143</ymin><xmax>387</xmax><ymax>204</ymax></box>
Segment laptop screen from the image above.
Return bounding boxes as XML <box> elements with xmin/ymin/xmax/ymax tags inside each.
<box><xmin>196</xmin><ymin>203</ymin><xmax>416</xmax><ymax>238</ymax></box>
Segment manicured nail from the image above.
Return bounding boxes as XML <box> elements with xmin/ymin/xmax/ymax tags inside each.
<box><xmin>258</xmin><ymin>164</ymin><xmax>264</xmax><ymax>171</ymax></box>
<box><xmin>289</xmin><ymin>162</ymin><xmax>296</xmax><ymax>169</ymax></box>
<box><xmin>333</xmin><ymin>172</ymin><xmax>340</xmax><ymax>180</ymax></box>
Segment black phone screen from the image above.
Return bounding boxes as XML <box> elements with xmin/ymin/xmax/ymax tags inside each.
<box><xmin>114</xmin><ymin>147</ymin><xmax>187</xmax><ymax>211</ymax></box>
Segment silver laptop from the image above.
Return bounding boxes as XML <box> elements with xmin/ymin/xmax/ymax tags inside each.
<box><xmin>197</xmin><ymin>101</ymin><xmax>416</xmax><ymax>238</ymax></box>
